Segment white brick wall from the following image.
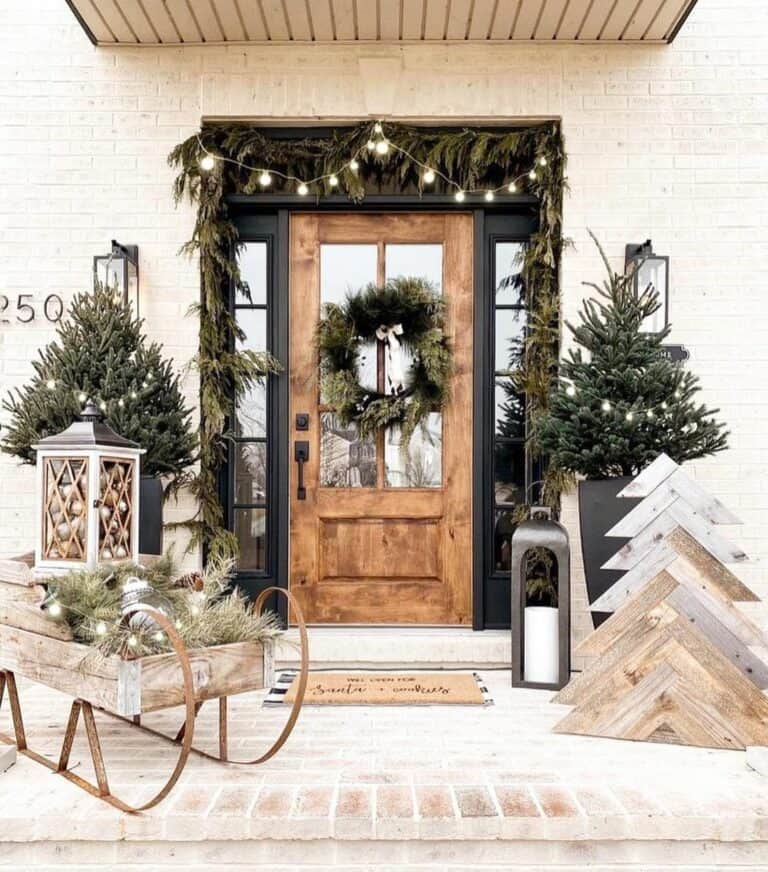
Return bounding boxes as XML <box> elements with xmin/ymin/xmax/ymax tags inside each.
<box><xmin>0</xmin><ymin>1</ymin><xmax>766</xmax><ymax>643</ymax></box>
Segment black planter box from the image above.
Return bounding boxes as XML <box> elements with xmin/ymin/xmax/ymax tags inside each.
<box><xmin>578</xmin><ymin>477</ymin><xmax>640</xmax><ymax>628</ymax></box>
<box><xmin>139</xmin><ymin>475</ymin><xmax>163</xmax><ymax>555</ymax></box>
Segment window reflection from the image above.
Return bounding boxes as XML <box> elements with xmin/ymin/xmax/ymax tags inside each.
<box><xmin>385</xmin><ymin>244</ymin><xmax>443</xmax><ymax>293</ymax></box>
<box><xmin>495</xmin><ymin>241</ymin><xmax>525</xmax><ymax>306</ymax></box>
<box><xmin>320</xmin><ymin>244</ymin><xmax>377</xmax><ymax>304</ymax></box>
<box><xmin>320</xmin><ymin>413</ymin><xmax>376</xmax><ymax>487</ymax></box>
<box><xmin>385</xmin><ymin>414</ymin><xmax>442</xmax><ymax>488</ymax></box>
<box><xmin>237</xmin><ymin>242</ymin><xmax>267</xmax><ymax>304</ymax></box>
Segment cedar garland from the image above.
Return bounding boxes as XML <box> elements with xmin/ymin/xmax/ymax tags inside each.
<box><xmin>169</xmin><ymin>120</ymin><xmax>567</xmax><ymax>558</ymax></box>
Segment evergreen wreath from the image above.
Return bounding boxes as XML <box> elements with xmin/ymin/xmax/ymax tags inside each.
<box><xmin>319</xmin><ymin>277</ymin><xmax>451</xmax><ymax>442</ymax></box>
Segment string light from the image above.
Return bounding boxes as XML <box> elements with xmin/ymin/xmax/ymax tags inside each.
<box><xmin>99</xmin><ymin>400</ymin><xmax>107</xmax><ymax>411</ymax></box>
<box><xmin>565</xmin><ymin>384</ymin><xmax>576</xmax><ymax>397</ymax></box>
<box><xmin>95</xmin><ymin>621</ymin><xmax>107</xmax><ymax>636</ymax></box>
<box><xmin>601</xmin><ymin>400</ymin><xmax>611</xmax><ymax>412</ymax></box>
<box><xmin>153</xmin><ymin>631</ymin><xmax>164</xmax><ymax>643</ymax></box>
<box><xmin>625</xmin><ymin>411</ymin><xmax>635</xmax><ymax>422</ymax></box>
<box><xmin>78</xmin><ymin>392</ymin><xmax>87</xmax><ymax>403</ymax></box>
<box><xmin>661</xmin><ymin>401</ymin><xmax>668</xmax><ymax>410</ymax></box>
<box><xmin>127</xmin><ymin>634</ymin><xmax>138</xmax><ymax>648</ymax></box>
<box><xmin>118</xmin><ymin>398</ymin><xmax>124</xmax><ymax>408</ymax></box>
<box><xmin>646</xmin><ymin>409</ymin><xmax>654</xmax><ymax>419</ymax></box>
<box><xmin>194</xmin><ymin>121</ymin><xmax>550</xmax><ymax>204</ymax></box>
<box><xmin>48</xmin><ymin>601</ymin><xmax>62</xmax><ymax>618</ymax></box>
<box><xmin>46</xmin><ymin>379</ymin><xmax>56</xmax><ymax>390</ymax></box>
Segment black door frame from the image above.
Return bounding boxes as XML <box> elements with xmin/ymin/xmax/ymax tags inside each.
<box><xmin>225</xmin><ymin>194</ymin><xmax>539</xmax><ymax>628</ymax></box>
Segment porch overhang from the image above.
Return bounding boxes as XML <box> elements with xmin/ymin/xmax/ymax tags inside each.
<box><xmin>66</xmin><ymin>1</ymin><xmax>698</xmax><ymax>47</ymax></box>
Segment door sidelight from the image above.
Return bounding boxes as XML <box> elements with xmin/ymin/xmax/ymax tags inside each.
<box><xmin>294</xmin><ymin>440</ymin><xmax>309</xmax><ymax>500</ymax></box>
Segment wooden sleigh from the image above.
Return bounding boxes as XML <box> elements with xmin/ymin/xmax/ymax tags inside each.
<box><xmin>0</xmin><ymin>587</ymin><xmax>309</xmax><ymax>813</ymax></box>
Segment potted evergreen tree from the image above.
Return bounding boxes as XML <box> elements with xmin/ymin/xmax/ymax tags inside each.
<box><xmin>1</xmin><ymin>285</ymin><xmax>197</xmax><ymax>555</ymax></box>
<box><xmin>537</xmin><ymin>233</ymin><xmax>728</xmax><ymax>623</ymax></box>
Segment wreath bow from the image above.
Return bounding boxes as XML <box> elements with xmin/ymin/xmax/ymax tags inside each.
<box><xmin>375</xmin><ymin>322</ymin><xmax>405</xmax><ymax>394</ymax></box>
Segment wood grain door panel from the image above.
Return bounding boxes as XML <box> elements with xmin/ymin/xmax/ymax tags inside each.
<box><xmin>289</xmin><ymin>213</ymin><xmax>473</xmax><ymax>625</ymax></box>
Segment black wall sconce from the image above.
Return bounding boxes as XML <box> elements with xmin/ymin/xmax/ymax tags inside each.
<box><xmin>93</xmin><ymin>241</ymin><xmax>139</xmax><ymax>317</ymax></box>
<box><xmin>625</xmin><ymin>240</ymin><xmax>669</xmax><ymax>333</ymax></box>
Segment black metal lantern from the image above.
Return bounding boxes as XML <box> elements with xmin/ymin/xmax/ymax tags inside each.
<box><xmin>510</xmin><ymin>506</ymin><xmax>570</xmax><ymax>690</ymax></box>
<box><xmin>625</xmin><ymin>239</ymin><xmax>669</xmax><ymax>333</ymax></box>
<box><xmin>94</xmin><ymin>241</ymin><xmax>139</xmax><ymax>317</ymax></box>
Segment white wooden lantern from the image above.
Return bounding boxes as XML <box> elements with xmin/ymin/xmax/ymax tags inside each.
<box><xmin>33</xmin><ymin>400</ymin><xmax>144</xmax><ymax>572</ymax></box>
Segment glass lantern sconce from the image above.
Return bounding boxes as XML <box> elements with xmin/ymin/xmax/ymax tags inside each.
<box><xmin>93</xmin><ymin>241</ymin><xmax>139</xmax><ymax>317</ymax></box>
<box><xmin>625</xmin><ymin>240</ymin><xmax>669</xmax><ymax>334</ymax></box>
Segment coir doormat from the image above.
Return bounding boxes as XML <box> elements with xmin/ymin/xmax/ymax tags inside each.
<box><xmin>265</xmin><ymin>671</ymin><xmax>492</xmax><ymax>706</ymax></box>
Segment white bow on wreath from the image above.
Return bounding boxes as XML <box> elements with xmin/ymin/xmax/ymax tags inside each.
<box><xmin>376</xmin><ymin>323</ymin><xmax>405</xmax><ymax>395</ymax></box>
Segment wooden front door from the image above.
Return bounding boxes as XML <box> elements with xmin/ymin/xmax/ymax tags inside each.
<box><xmin>289</xmin><ymin>213</ymin><xmax>473</xmax><ymax>624</ymax></box>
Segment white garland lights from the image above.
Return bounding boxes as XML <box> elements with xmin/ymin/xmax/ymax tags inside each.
<box><xmin>563</xmin><ymin>382</ymin><xmax>692</xmax><ymax>430</ymax></box>
<box><xmin>195</xmin><ymin>121</ymin><xmax>548</xmax><ymax>202</ymax></box>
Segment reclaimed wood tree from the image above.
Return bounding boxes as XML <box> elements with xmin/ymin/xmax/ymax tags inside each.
<box><xmin>553</xmin><ymin>454</ymin><xmax>768</xmax><ymax>750</ymax></box>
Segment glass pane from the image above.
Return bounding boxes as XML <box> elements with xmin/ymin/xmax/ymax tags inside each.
<box><xmin>385</xmin><ymin>244</ymin><xmax>443</xmax><ymax>293</ymax></box>
<box><xmin>637</xmin><ymin>258</ymin><xmax>668</xmax><ymax>333</ymax></box>
<box><xmin>495</xmin><ymin>241</ymin><xmax>525</xmax><ymax>306</ymax></box>
<box><xmin>495</xmin><ymin>308</ymin><xmax>526</xmax><ymax>373</ymax></box>
<box><xmin>494</xmin><ymin>510</ymin><xmax>517</xmax><ymax>573</ymax></box>
<box><xmin>495</xmin><ymin>379</ymin><xmax>525</xmax><ymax>439</ymax></box>
<box><xmin>235</xmin><ymin>508</ymin><xmax>266</xmax><ymax>571</ymax></box>
<box><xmin>234</xmin><ymin>442</ymin><xmax>267</xmax><ymax>505</ymax></box>
<box><xmin>385</xmin><ymin>413</ymin><xmax>442</xmax><ymax>488</ymax></box>
<box><xmin>237</xmin><ymin>242</ymin><xmax>267</xmax><ymax>304</ymax></box>
<box><xmin>494</xmin><ymin>441</ymin><xmax>526</xmax><ymax>505</ymax></box>
<box><xmin>320</xmin><ymin>412</ymin><xmax>376</xmax><ymax>487</ymax></box>
<box><xmin>235</xmin><ymin>382</ymin><xmax>266</xmax><ymax>438</ymax></box>
<box><xmin>320</xmin><ymin>244</ymin><xmax>377</xmax><ymax>305</ymax></box>
<box><xmin>236</xmin><ymin>309</ymin><xmax>266</xmax><ymax>352</ymax></box>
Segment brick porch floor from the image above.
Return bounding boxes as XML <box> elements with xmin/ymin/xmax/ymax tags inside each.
<box><xmin>1</xmin><ymin>670</ymin><xmax>767</xmax><ymax>869</ymax></box>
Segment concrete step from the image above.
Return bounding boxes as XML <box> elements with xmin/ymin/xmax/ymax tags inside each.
<box><xmin>274</xmin><ymin>627</ymin><xmax>511</xmax><ymax>670</ymax></box>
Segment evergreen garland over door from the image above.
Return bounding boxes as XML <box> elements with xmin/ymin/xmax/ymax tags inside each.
<box><xmin>289</xmin><ymin>213</ymin><xmax>473</xmax><ymax>625</ymax></box>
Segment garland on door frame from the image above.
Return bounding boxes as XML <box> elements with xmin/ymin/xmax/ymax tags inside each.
<box><xmin>169</xmin><ymin>120</ymin><xmax>567</xmax><ymax>560</ymax></box>
<box><xmin>318</xmin><ymin>277</ymin><xmax>452</xmax><ymax>444</ymax></box>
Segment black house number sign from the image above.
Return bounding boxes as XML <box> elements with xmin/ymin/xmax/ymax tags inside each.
<box><xmin>0</xmin><ymin>293</ymin><xmax>64</xmax><ymax>325</ymax></box>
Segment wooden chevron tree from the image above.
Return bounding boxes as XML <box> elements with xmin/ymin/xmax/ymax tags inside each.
<box><xmin>553</xmin><ymin>454</ymin><xmax>768</xmax><ymax>750</ymax></box>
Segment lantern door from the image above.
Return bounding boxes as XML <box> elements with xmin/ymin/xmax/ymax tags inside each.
<box><xmin>288</xmin><ymin>213</ymin><xmax>473</xmax><ymax>625</ymax></box>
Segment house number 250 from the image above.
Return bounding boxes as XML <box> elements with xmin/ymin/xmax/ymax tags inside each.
<box><xmin>0</xmin><ymin>294</ymin><xmax>64</xmax><ymax>324</ymax></box>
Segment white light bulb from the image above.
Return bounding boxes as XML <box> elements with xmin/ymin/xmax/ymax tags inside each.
<box><xmin>375</xmin><ymin>140</ymin><xmax>389</xmax><ymax>155</ymax></box>
<box><xmin>349</xmin><ymin>159</ymin><xmax>360</xmax><ymax>171</ymax></box>
<box><xmin>146</xmin><ymin>372</ymin><xmax>153</xmax><ymax>381</ymax></box>
<box><xmin>423</xmin><ymin>168</ymin><xmax>436</xmax><ymax>184</ymax></box>
<box><xmin>128</xmin><ymin>634</ymin><xmax>138</xmax><ymax>648</ymax></box>
<box><xmin>199</xmin><ymin>154</ymin><xmax>215</xmax><ymax>172</ymax></box>
<box><xmin>258</xmin><ymin>171</ymin><xmax>271</xmax><ymax>187</ymax></box>
<box><xmin>625</xmin><ymin>411</ymin><xmax>634</xmax><ymax>422</ymax></box>
<box><xmin>528</xmin><ymin>169</ymin><xmax>537</xmax><ymax>181</ymax></box>
<box><xmin>539</xmin><ymin>156</ymin><xmax>548</xmax><ymax>166</ymax></box>
<box><xmin>95</xmin><ymin>621</ymin><xmax>107</xmax><ymax>636</ymax></box>
<box><xmin>153</xmin><ymin>631</ymin><xmax>164</xmax><ymax>643</ymax></box>
<box><xmin>484</xmin><ymin>191</ymin><xmax>495</xmax><ymax>202</ymax></box>
<box><xmin>601</xmin><ymin>400</ymin><xmax>611</xmax><ymax>412</ymax></box>
<box><xmin>366</xmin><ymin>140</ymin><xmax>376</xmax><ymax>151</ymax></box>
<box><xmin>99</xmin><ymin>401</ymin><xmax>107</xmax><ymax>411</ymax></box>
<box><xmin>190</xmin><ymin>604</ymin><xmax>200</xmax><ymax>616</ymax></box>
<box><xmin>118</xmin><ymin>398</ymin><xmax>124</xmax><ymax>407</ymax></box>
<box><xmin>373</xmin><ymin>122</ymin><xmax>383</xmax><ymax>134</ymax></box>
<box><xmin>297</xmin><ymin>182</ymin><xmax>309</xmax><ymax>196</ymax></box>
<box><xmin>131</xmin><ymin>390</ymin><xmax>137</xmax><ymax>399</ymax></box>
<box><xmin>674</xmin><ymin>390</ymin><xmax>681</xmax><ymax>399</ymax></box>
<box><xmin>328</xmin><ymin>174</ymin><xmax>339</xmax><ymax>187</ymax></box>
<box><xmin>646</xmin><ymin>409</ymin><xmax>654</xmax><ymax>419</ymax></box>
<box><xmin>565</xmin><ymin>384</ymin><xmax>576</xmax><ymax>397</ymax></box>
<box><xmin>46</xmin><ymin>379</ymin><xmax>56</xmax><ymax>390</ymax></box>
<box><xmin>48</xmin><ymin>602</ymin><xmax>62</xmax><ymax>618</ymax></box>
<box><xmin>78</xmin><ymin>392</ymin><xmax>87</xmax><ymax>403</ymax></box>
<box><xmin>507</xmin><ymin>181</ymin><xmax>518</xmax><ymax>194</ymax></box>
<box><xmin>454</xmin><ymin>190</ymin><xmax>465</xmax><ymax>202</ymax></box>
<box><xmin>175</xmin><ymin>619</ymin><xmax>182</xmax><ymax>629</ymax></box>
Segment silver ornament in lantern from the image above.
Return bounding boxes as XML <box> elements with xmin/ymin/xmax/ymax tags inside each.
<box><xmin>33</xmin><ymin>400</ymin><xmax>144</xmax><ymax>572</ymax></box>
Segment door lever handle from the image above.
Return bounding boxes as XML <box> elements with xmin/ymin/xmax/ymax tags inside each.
<box><xmin>295</xmin><ymin>440</ymin><xmax>309</xmax><ymax>500</ymax></box>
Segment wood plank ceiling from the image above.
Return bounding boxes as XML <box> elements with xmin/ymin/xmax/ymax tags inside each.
<box><xmin>68</xmin><ymin>1</ymin><xmax>698</xmax><ymax>46</ymax></box>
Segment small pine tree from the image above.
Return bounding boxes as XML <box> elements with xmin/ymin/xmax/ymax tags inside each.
<box><xmin>1</xmin><ymin>285</ymin><xmax>197</xmax><ymax>478</ymax></box>
<box><xmin>537</xmin><ymin>233</ymin><xmax>728</xmax><ymax>479</ymax></box>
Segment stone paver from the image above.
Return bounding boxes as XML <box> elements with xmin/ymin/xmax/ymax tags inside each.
<box><xmin>1</xmin><ymin>670</ymin><xmax>767</xmax><ymax>849</ymax></box>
